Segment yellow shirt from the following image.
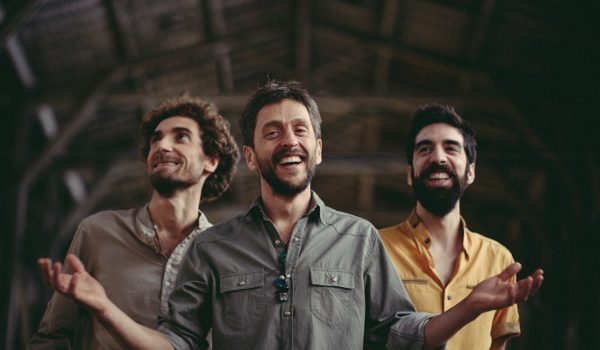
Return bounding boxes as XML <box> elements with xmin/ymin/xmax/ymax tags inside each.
<box><xmin>379</xmin><ymin>210</ymin><xmax>520</xmax><ymax>350</ymax></box>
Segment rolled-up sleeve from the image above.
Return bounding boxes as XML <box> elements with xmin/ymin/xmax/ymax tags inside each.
<box><xmin>365</xmin><ymin>230</ymin><xmax>445</xmax><ymax>350</ymax></box>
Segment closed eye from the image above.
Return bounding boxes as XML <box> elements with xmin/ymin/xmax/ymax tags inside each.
<box><xmin>295</xmin><ymin>127</ymin><xmax>308</xmax><ymax>136</ymax></box>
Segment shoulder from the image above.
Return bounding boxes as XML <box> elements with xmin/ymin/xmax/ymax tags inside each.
<box><xmin>320</xmin><ymin>205</ymin><xmax>377</xmax><ymax>237</ymax></box>
<box><xmin>81</xmin><ymin>208</ymin><xmax>138</xmax><ymax>226</ymax></box>
<box><xmin>467</xmin><ymin>229</ymin><xmax>514</xmax><ymax>261</ymax></box>
<box><xmin>75</xmin><ymin>207</ymin><xmax>140</xmax><ymax>241</ymax></box>
<box><xmin>379</xmin><ymin>221</ymin><xmax>409</xmax><ymax>238</ymax></box>
<box><xmin>195</xmin><ymin>212</ymin><xmax>248</xmax><ymax>243</ymax></box>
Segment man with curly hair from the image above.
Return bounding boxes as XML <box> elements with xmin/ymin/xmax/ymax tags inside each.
<box><xmin>29</xmin><ymin>96</ymin><xmax>239</xmax><ymax>349</ymax></box>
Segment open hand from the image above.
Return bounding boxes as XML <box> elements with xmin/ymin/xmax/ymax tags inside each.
<box><xmin>38</xmin><ymin>254</ymin><xmax>109</xmax><ymax>314</ymax></box>
<box><xmin>467</xmin><ymin>262</ymin><xmax>544</xmax><ymax>314</ymax></box>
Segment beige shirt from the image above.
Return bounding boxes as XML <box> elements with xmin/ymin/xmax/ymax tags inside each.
<box><xmin>28</xmin><ymin>205</ymin><xmax>211</xmax><ymax>350</ymax></box>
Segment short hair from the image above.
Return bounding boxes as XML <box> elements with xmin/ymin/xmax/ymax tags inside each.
<box><xmin>239</xmin><ymin>79</ymin><xmax>322</xmax><ymax>147</ymax></box>
<box><xmin>140</xmin><ymin>96</ymin><xmax>239</xmax><ymax>202</ymax></box>
<box><xmin>406</xmin><ymin>103</ymin><xmax>477</xmax><ymax>166</ymax></box>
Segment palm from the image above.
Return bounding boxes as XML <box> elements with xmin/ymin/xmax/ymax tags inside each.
<box><xmin>469</xmin><ymin>275</ymin><xmax>518</xmax><ymax>312</ymax></box>
<box><xmin>39</xmin><ymin>254</ymin><xmax>109</xmax><ymax>314</ymax></box>
<box><xmin>467</xmin><ymin>262</ymin><xmax>543</xmax><ymax>315</ymax></box>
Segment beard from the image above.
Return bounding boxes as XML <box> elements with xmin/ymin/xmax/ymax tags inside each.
<box><xmin>256</xmin><ymin>147</ymin><xmax>317</xmax><ymax>197</ymax></box>
<box><xmin>150</xmin><ymin>172</ymin><xmax>200</xmax><ymax>198</ymax></box>
<box><xmin>412</xmin><ymin>163</ymin><xmax>470</xmax><ymax>217</ymax></box>
<box><xmin>149</xmin><ymin>154</ymin><xmax>203</xmax><ymax>198</ymax></box>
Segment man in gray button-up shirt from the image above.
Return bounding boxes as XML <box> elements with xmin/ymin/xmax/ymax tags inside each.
<box><xmin>39</xmin><ymin>80</ymin><xmax>543</xmax><ymax>350</ymax></box>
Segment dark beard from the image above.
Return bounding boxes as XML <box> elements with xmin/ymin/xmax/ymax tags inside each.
<box><xmin>257</xmin><ymin>148</ymin><xmax>317</xmax><ymax>197</ymax></box>
<box><xmin>150</xmin><ymin>173</ymin><xmax>196</xmax><ymax>198</ymax></box>
<box><xmin>412</xmin><ymin>164</ymin><xmax>469</xmax><ymax>217</ymax></box>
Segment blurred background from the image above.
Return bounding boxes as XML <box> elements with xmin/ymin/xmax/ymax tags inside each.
<box><xmin>1</xmin><ymin>0</ymin><xmax>598</xmax><ymax>349</ymax></box>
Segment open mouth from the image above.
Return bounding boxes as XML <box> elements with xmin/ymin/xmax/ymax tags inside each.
<box><xmin>278</xmin><ymin>156</ymin><xmax>303</xmax><ymax>166</ymax></box>
<box><xmin>154</xmin><ymin>161</ymin><xmax>178</xmax><ymax>168</ymax></box>
<box><xmin>428</xmin><ymin>171</ymin><xmax>450</xmax><ymax>181</ymax></box>
<box><xmin>153</xmin><ymin>156</ymin><xmax>181</xmax><ymax>169</ymax></box>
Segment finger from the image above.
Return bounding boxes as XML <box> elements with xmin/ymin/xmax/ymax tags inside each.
<box><xmin>37</xmin><ymin>258</ymin><xmax>52</xmax><ymax>285</ymax></box>
<box><xmin>51</xmin><ymin>262</ymin><xmax>64</xmax><ymax>291</ymax></box>
<box><xmin>530</xmin><ymin>269</ymin><xmax>544</xmax><ymax>296</ymax></box>
<box><xmin>497</xmin><ymin>262</ymin><xmax>522</xmax><ymax>282</ymax></box>
<box><xmin>65</xmin><ymin>254</ymin><xmax>86</xmax><ymax>274</ymax></box>
<box><xmin>516</xmin><ymin>276</ymin><xmax>533</xmax><ymax>302</ymax></box>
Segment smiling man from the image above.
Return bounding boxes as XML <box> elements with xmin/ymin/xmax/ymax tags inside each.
<box><xmin>29</xmin><ymin>96</ymin><xmax>238</xmax><ymax>349</ymax></box>
<box><xmin>380</xmin><ymin>104</ymin><xmax>526</xmax><ymax>349</ymax></box>
<box><xmin>36</xmin><ymin>82</ymin><xmax>543</xmax><ymax>350</ymax></box>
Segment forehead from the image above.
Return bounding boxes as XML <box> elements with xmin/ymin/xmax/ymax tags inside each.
<box><xmin>415</xmin><ymin>123</ymin><xmax>464</xmax><ymax>145</ymax></box>
<box><xmin>255</xmin><ymin>99</ymin><xmax>311</xmax><ymax>129</ymax></box>
<box><xmin>155</xmin><ymin>116</ymin><xmax>199</xmax><ymax>133</ymax></box>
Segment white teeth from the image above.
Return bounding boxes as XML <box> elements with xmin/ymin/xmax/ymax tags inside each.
<box><xmin>280</xmin><ymin>156</ymin><xmax>301</xmax><ymax>165</ymax></box>
<box><xmin>429</xmin><ymin>172</ymin><xmax>449</xmax><ymax>180</ymax></box>
<box><xmin>155</xmin><ymin>161</ymin><xmax>178</xmax><ymax>167</ymax></box>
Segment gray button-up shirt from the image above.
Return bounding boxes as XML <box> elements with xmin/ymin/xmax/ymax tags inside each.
<box><xmin>29</xmin><ymin>205</ymin><xmax>212</xmax><ymax>350</ymax></box>
<box><xmin>158</xmin><ymin>193</ymin><xmax>439</xmax><ymax>350</ymax></box>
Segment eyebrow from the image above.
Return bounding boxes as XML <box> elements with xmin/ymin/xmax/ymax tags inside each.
<box><xmin>415</xmin><ymin>139</ymin><xmax>462</xmax><ymax>148</ymax></box>
<box><xmin>151</xmin><ymin>126</ymin><xmax>194</xmax><ymax>140</ymax></box>
<box><xmin>261</xmin><ymin>118</ymin><xmax>310</xmax><ymax>130</ymax></box>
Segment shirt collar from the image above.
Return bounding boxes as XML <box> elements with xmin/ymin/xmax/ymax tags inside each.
<box><xmin>407</xmin><ymin>208</ymin><xmax>472</xmax><ymax>260</ymax></box>
<box><xmin>136</xmin><ymin>203</ymin><xmax>212</xmax><ymax>252</ymax></box>
<box><xmin>245</xmin><ymin>190</ymin><xmax>325</xmax><ymax>224</ymax></box>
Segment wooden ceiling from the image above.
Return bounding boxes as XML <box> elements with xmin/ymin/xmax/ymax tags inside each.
<box><xmin>1</xmin><ymin>0</ymin><xmax>597</xmax><ymax>349</ymax></box>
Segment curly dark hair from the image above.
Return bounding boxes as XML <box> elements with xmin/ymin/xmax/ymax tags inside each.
<box><xmin>240</xmin><ymin>79</ymin><xmax>322</xmax><ymax>147</ymax></box>
<box><xmin>406</xmin><ymin>103</ymin><xmax>477</xmax><ymax>167</ymax></box>
<box><xmin>140</xmin><ymin>96</ymin><xmax>239</xmax><ymax>202</ymax></box>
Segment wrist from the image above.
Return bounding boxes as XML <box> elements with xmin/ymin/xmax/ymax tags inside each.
<box><xmin>457</xmin><ymin>295</ymin><xmax>481</xmax><ymax>323</ymax></box>
<box><xmin>94</xmin><ymin>297</ymin><xmax>117</xmax><ymax>321</ymax></box>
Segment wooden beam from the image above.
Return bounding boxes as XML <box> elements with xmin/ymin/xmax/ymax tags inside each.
<box><xmin>295</xmin><ymin>0</ymin><xmax>311</xmax><ymax>83</ymax></box>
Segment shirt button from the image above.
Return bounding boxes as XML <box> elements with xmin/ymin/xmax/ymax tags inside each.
<box><xmin>284</xmin><ymin>311</ymin><xmax>291</xmax><ymax>317</ymax></box>
<box><xmin>286</xmin><ymin>273</ymin><xmax>291</xmax><ymax>278</ymax></box>
<box><xmin>447</xmin><ymin>295</ymin><xmax>452</xmax><ymax>300</ymax></box>
<box><xmin>293</xmin><ymin>237</ymin><xmax>300</xmax><ymax>242</ymax></box>
<box><xmin>275</xmin><ymin>239</ymin><xmax>281</xmax><ymax>245</ymax></box>
<box><xmin>331</xmin><ymin>276</ymin><xmax>338</xmax><ymax>283</ymax></box>
<box><xmin>165</xmin><ymin>281</ymin><xmax>170</xmax><ymax>286</ymax></box>
<box><xmin>238</xmin><ymin>280</ymin><xmax>246</xmax><ymax>286</ymax></box>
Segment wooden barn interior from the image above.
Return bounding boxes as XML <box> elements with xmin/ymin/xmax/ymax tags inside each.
<box><xmin>1</xmin><ymin>0</ymin><xmax>598</xmax><ymax>348</ymax></box>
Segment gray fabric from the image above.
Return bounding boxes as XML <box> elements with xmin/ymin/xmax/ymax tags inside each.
<box><xmin>28</xmin><ymin>205</ymin><xmax>211</xmax><ymax>350</ymax></box>
<box><xmin>158</xmin><ymin>192</ymin><xmax>439</xmax><ymax>350</ymax></box>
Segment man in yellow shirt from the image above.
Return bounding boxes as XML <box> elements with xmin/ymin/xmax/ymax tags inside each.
<box><xmin>380</xmin><ymin>104</ymin><xmax>522</xmax><ymax>350</ymax></box>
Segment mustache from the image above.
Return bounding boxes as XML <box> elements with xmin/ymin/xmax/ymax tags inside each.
<box><xmin>421</xmin><ymin>163</ymin><xmax>457</xmax><ymax>178</ymax></box>
<box><xmin>151</xmin><ymin>152</ymin><xmax>181</xmax><ymax>165</ymax></box>
<box><xmin>272</xmin><ymin>147</ymin><xmax>307</xmax><ymax>162</ymax></box>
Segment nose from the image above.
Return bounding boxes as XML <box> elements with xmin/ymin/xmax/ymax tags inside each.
<box><xmin>430</xmin><ymin>146</ymin><xmax>447</xmax><ymax>164</ymax></box>
<box><xmin>281</xmin><ymin>128</ymin><xmax>299</xmax><ymax>148</ymax></box>
<box><xmin>154</xmin><ymin>136</ymin><xmax>174</xmax><ymax>152</ymax></box>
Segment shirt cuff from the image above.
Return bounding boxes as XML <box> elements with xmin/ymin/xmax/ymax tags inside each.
<box><xmin>387</xmin><ymin>311</ymin><xmax>446</xmax><ymax>350</ymax></box>
<box><xmin>491</xmin><ymin>321</ymin><xmax>521</xmax><ymax>339</ymax></box>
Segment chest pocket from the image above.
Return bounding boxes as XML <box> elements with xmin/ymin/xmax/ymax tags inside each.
<box><xmin>220</xmin><ymin>271</ymin><xmax>265</xmax><ymax>329</ymax></box>
<box><xmin>310</xmin><ymin>267</ymin><xmax>355</xmax><ymax>326</ymax></box>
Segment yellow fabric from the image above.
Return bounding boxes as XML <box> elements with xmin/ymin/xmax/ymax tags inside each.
<box><xmin>380</xmin><ymin>210</ymin><xmax>520</xmax><ymax>350</ymax></box>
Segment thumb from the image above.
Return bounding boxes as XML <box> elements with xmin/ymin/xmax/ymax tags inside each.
<box><xmin>65</xmin><ymin>254</ymin><xmax>87</xmax><ymax>274</ymax></box>
<box><xmin>497</xmin><ymin>262</ymin><xmax>522</xmax><ymax>282</ymax></box>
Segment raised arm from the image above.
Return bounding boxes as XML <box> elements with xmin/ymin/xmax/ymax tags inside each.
<box><xmin>38</xmin><ymin>254</ymin><xmax>174</xmax><ymax>350</ymax></box>
<box><xmin>422</xmin><ymin>262</ymin><xmax>544</xmax><ymax>350</ymax></box>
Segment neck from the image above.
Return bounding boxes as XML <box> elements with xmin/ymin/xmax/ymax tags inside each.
<box><xmin>148</xmin><ymin>185</ymin><xmax>202</xmax><ymax>240</ymax></box>
<box><xmin>260</xmin><ymin>182</ymin><xmax>312</xmax><ymax>244</ymax></box>
<box><xmin>416</xmin><ymin>201</ymin><xmax>462</xmax><ymax>247</ymax></box>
